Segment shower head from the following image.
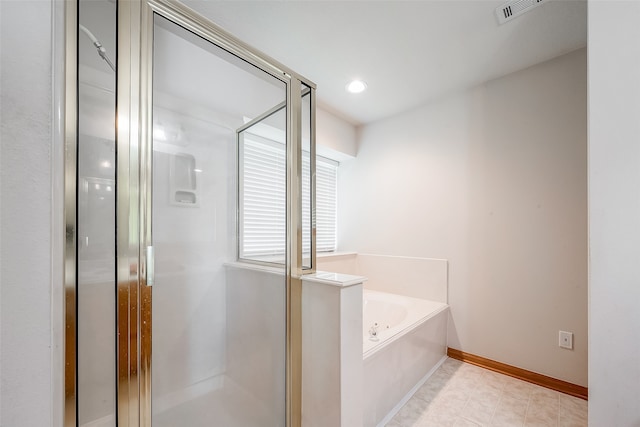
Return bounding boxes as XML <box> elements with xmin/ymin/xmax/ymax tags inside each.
<box><xmin>79</xmin><ymin>24</ymin><xmax>115</xmax><ymax>72</ymax></box>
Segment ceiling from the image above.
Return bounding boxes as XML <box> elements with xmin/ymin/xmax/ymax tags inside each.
<box><xmin>184</xmin><ymin>0</ymin><xmax>587</xmax><ymax>125</ymax></box>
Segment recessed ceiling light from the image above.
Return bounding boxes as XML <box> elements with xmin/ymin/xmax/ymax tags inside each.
<box><xmin>346</xmin><ymin>80</ymin><xmax>367</xmax><ymax>94</ymax></box>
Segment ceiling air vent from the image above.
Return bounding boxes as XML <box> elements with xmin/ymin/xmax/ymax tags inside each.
<box><xmin>496</xmin><ymin>0</ymin><xmax>544</xmax><ymax>25</ymax></box>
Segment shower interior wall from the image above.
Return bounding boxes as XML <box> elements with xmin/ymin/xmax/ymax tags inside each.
<box><xmin>150</xmin><ymin>97</ymin><xmax>235</xmax><ymax>414</ymax></box>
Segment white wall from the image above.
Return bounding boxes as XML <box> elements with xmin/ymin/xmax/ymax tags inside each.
<box><xmin>339</xmin><ymin>49</ymin><xmax>588</xmax><ymax>386</ymax></box>
<box><xmin>316</xmin><ymin>107</ymin><xmax>357</xmax><ymax>161</ymax></box>
<box><xmin>0</xmin><ymin>1</ymin><xmax>61</xmax><ymax>426</ymax></box>
<box><xmin>588</xmin><ymin>1</ymin><xmax>640</xmax><ymax>424</ymax></box>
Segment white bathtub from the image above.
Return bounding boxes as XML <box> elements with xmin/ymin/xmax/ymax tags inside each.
<box><xmin>362</xmin><ymin>289</ymin><xmax>449</xmax><ymax>427</ymax></box>
<box><xmin>363</xmin><ymin>289</ymin><xmax>448</xmax><ymax>357</ymax></box>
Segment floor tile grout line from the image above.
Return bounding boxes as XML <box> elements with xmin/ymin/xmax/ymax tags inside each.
<box><xmin>523</xmin><ymin>393</ymin><xmax>533</xmax><ymax>426</ymax></box>
<box><xmin>488</xmin><ymin>387</ymin><xmax>506</xmax><ymax>426</ymax></box>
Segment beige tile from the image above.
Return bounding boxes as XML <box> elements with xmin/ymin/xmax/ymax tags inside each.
<box><xmin>558</xmin><ymin>394</ymin><xmax>587</xmax><ymax>419</ymax></box>
<box><xmin>440</xmin><ymin>358</ymin><xmax>465</xmax><ymax>374</ymax></box>
<box><xmin>414</xmin><ymin>375</ymin><xmax>449</xmax><ymax>400</ymax></box>
<box><xmin>390</xmin><ymin>360</ymin><xmax>573</xmax><ymax>427</ymax></box>
<box><xmin>525</xmin><ymin>399</ymin><xmax>559</xmax><ymax>427</ymax></box>
<box><xmin>481</xmin><ymin>370</ymin><xmax>508</xmax><ymax>391</ymax></box>
<box><xmin>448</xmin><ymin>375</ymin><xmax>482</xmax><ymax>391</ymax></box>
<box><xmin>471</xmin><ymin>385</ymin><xmax>503</xmax><ymax>405</ymax></box>
<box><xmin>419</xmin><ymin>409</ymin><xmax>458</xmax><ymax>427</ymax></box>
<box><xmin>452</xmin><ymin>363</ymin><xmax>486</xmax><ymax>382</ymax></box>
<box><xmin>524</xmin><ymin>419</ymin><xmax>558</xmax><ymax>427</ymax></box>
<box><xmin>495</xmin><ymin>394</ymin><xmax>528</xmax><ymax>416</ymax></box>
<box><xmin>444</xmin><ymin>380</ymin><xmax>477</xmax><ymax>395</ymax></box>
<box><xmin>407</xmin><ymin>394</ymin><xmax>435</xmax><ymax>413</ymax></box>
<box><xmin>528</xmin><ymin>400</ymin><xmax>558</xmax><ymax>416</ymax></box>
<box><xmin>452</xmin><ymin>363</ymin><xmax>484</xmax><ymax>377</ymax></box>
<box><xmin>459</xmin><ymin>364</ymin><xmax>487</xmax><ymax>376</ymax></box>
<box><xmin>454</xmin><ymin>417</ymin><xmax>482</xmax><ymax>426</ymax></box>
<box><xmin>430</xmin><ymin>392</ymin><xmax>470</xmax><ymax>416</ymax></box>
<box><xmin>430</xmin><ymin>369</ymin><xmax>456</xmax><ymax>386</ymax></box>
<box><xmin>530</xmin><ymin>386</ymin><xmax>560</xmax><ymax>403</ymax></box>
<box><xmin>415</xmin><ymin>383</ymin><xmax>449</xmax><ymax>405</ymax></box>
<box><xmin>490</xmin><ymin>395</ymin><xmax>527</xmax><ymax>427</ymax></box>
<box><xmin>527</xmin><ymin>391</ymin><xmax>559</xmax><ymax>424</ymax></box>
<box><xmin>558</xmin><ymin>405</ymin><xmax>587</xmax><ymax>424</ymax></box>
<box><xmin>414</xmin><ymin>383</ymin><xmax>442</xmax><ymax>404</ymax></box>
<box><xmin>491</xmin><ymin>411</ymin><xmax>525</xmax><ymax>427</ymax></box>
<box><xmin>557</xmin><ymin>395</ymin><xmax>587</xmax><ymax>427</ymax></box>
<box><xmin>462</xmin><ymin>394</ymin><xmax>499</xmax><ymax>426</ymax></box>
<box><xmin>385</xmin><ymin>417</ymin><xmax>408</xmax><ymax>427</ymax></box>
<box><xmin>392</xmin><ymin>396</ymin><xmax>433</xmax><ymax>426</ymax></box>
<box><xmin>502</xmin><ymin>377</ymin><xmax>535</xmax><ymax>401</ymax></box>
<box><xmin>557</xmin><ymin>413</ymin><xmax>587</xmax><ymax>427</ymax></box>
<box><xmin>441</xmin><ymin>384</ymin><xmax>472</xmax><ymax>402</ymax></box>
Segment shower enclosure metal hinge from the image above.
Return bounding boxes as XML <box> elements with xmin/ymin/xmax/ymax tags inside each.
<box><xmin>146</xmin><ymin>245</ymin><xmax>155</xmax><ymax>287</ymax></box>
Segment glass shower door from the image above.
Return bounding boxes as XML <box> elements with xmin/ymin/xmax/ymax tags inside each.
<box><xmin>150</xmin><ymin>15</ymin><xmax>287</xmax><ymax>427</ymax></box>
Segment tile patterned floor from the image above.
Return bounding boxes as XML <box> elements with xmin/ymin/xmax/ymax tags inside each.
<box><xmin>387</xmin><ymin>358</ymin><xmax>588</xmax><ymax>427</ymax></box>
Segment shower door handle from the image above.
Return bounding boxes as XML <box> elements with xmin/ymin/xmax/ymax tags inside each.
<box><xmin>145</xmin><ymin>245</ymin><xmax>155</xmax><ymax>287</ymax></box>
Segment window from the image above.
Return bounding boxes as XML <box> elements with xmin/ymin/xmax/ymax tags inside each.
<box><xmin>239</xmin><ymin>133</ymin><xmax>338</xmax><ymax>261</ymax></box>
<box><xmin>314</xmin><ymin>156</ymin><xmax>338</xmax><ymax>252</ymax></box>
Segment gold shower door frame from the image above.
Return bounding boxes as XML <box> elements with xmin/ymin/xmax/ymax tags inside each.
<box><xmin>64</xmin><ymin>0</ymin><xmax>317</xmax><ymax>426</ymax></box>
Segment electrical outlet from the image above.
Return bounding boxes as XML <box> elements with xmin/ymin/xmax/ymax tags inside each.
<box><xmin>559</xmin><ymin>331</ymin><xmax>573</xmax><ymax>350</ymax></box>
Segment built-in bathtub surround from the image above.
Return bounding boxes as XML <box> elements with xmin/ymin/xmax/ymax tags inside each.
<box><xmin>362</xmin><ymin>290</ymin><xmax>449</xmax><ymax>427</ymax></box>
<box><xmin>317</xmin><ymin>253</ymin><xmax>448</xmax><ymax>302</ymax></box>
<box><xmin>317</xmin><ymin>253</ymin><xmax>450</xmax><ymax>426</ymax></box>
<box><xmin>301</xmin><ymin>272</ymin><xmax>366</xmax><ymax>427</ymax></box>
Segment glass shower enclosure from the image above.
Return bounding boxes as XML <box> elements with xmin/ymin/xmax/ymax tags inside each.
<box><xmin>66</xmin><ymin>1</ymin><xmax>316</xmax><ymax>426</ymax></box>
<box><xmin>150</xmin><ymin>14</ymin><xmax>287</xmax><ymax>427</ymax></box>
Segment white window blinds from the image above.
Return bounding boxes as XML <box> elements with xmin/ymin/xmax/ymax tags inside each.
<box><xmin>240</xmin><ymin>136</ymin><xmax>286</xmax><ymax>258</ymax></box>
<box><xmin>240</xmin><ymin>134</ymin><xmax>338</xmax><ymax>259</ymax></box>
<box><xmin>314</xmin><ymin>156</ymin><xmax>338</xmax><ymax>252</ymax></box>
